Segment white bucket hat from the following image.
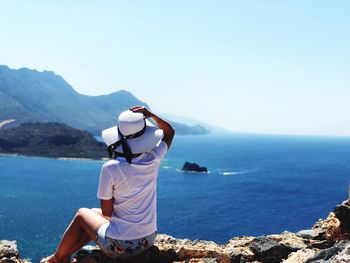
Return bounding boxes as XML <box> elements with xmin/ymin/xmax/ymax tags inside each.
<box><xmin>101</xmin><ymin>110</ymin><xmax>164</xmax><ymax>156</ymax></box>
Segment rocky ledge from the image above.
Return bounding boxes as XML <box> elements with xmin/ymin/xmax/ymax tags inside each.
<box><xmin>4</xmin><ymin>200</ymin><xmax>350</xmax><ymax>263</ymax></box>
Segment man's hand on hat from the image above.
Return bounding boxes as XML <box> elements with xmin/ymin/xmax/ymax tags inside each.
<box><xmin>130</xmin><ymin>105</ymin><xmax>153</xmax><ymax>118</ymax></box>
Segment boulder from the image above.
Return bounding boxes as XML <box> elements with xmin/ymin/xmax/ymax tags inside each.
<box><xmin>223</xmin><ymin>236</ymin><xmax>255</xmax><ymax>262</ymax></box>
<box><xmin>333</xmin><ymin>201</ymin><xmax>350</xmax><ymax>233</ymax></box>
<box><xmin>296</xmin><ymin>229</ymin><xmax>324</xmax><ymax>240</ymax></box>
<box><xmin>182</xmin><ymin>162</ymin><xmax>208</xmax><ymax>173</ymax></box>
<box><xmin>0</xmin><ymin>240</ymin><xmax>19</xmax><ymax>259</ymax></box>
<box><xmin>312</xmin><ymin>211</ymin><xmax>349</xmax><ymax>242</ymax></box>
<box><xmin>250</xmin><ymin>236</ymin><xmax>297</xmax><ymax>263</ymax></box>
<box><xmin>0</xmin><ymin>240</ymin><xmax>29</xmax><ymax>263</ymax></box>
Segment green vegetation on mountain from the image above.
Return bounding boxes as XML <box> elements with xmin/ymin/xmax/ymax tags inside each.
<box><xmin>0</xmin><ymin>122</ymin><xmax>106</xmax><ymax>158</ymax></box>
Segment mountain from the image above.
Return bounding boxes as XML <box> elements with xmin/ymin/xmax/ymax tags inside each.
<box><xmin>161</xmin><ymin>113</ymin><xmax>232</xmax><ymax>135</ymax></box>
<box><xmin>0</xmin><ymin>65</ymin><xmax>209</xmax><ymax>135</ymax></box>
<box><xmin>0</xmin><ymin>122</ymin><xmax>106</xmax><ymax>158</ymax></box>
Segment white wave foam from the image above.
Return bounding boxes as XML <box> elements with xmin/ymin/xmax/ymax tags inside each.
<box><xmin>220</xmin><ymin>169</ymin><xmax>257</xmax><ymax>176</ymax></box>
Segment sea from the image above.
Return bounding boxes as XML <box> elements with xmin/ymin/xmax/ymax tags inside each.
<box><xmin>1</xmin><ymin>134</ymin><xmax>350</xmax><ymax>262</ymax></box>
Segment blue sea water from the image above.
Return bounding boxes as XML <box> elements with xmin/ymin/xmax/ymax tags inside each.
<box><xmin>1</xmin><ymin>134</ymin><xmax>350</xmax><ymax>262</ymax></box>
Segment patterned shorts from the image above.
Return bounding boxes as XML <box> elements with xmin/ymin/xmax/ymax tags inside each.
<box><xmin>96</xmin><ymin>223</ymin><xmax>156</xmax><ymax>259</ymax></box>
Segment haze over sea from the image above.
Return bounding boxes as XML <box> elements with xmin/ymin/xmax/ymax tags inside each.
<box><xmin>1</xmin><ymin>134</ymin><xmax>350</xmax><ymax>262</ymax></box>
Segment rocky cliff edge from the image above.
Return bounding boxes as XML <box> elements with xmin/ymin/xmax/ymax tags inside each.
<box><xmin>3</xmin><ymin>200</ymin><xmax>350</xmax><ymax>263</ymax></box>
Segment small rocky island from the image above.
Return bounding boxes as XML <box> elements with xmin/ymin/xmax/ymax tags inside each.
<box><xmin>182</xmin><ymin>162</ymin><xmax>208</xmax><ymax>173</ymax></box>
<box><xmin>0</xmin><ymin>122</ymin><xmax>106</xmax><ymax>159</ymax></box>
<box><xmin>4</xmin><ymin>199</ymin><xmax>350</xmax><ymax>262</ymax></box>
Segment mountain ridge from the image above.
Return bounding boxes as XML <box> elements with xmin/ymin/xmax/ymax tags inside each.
<box><xmin>0</xmin><ymin>65</ymin><xmax>209</xmax><ymax>135</ymax></box>
<box><xmin>161</xmin><ymin>112</ymin><xmax>233</xmax><ymax>135</ymax></box>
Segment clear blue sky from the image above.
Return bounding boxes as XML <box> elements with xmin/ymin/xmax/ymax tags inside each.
<box><xmin>1</xmin><ymin>0</ymin><xmax>349</xmax><ymax>136</ymax></box>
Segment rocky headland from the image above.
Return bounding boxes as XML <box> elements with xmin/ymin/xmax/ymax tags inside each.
<box><xmin>4</xmin><ymin>200</ymin><xmax>350</xmax><ymax>263</ymax></box>
<box><xmin>0</xmin><ymin>122</ymin><xmax>106</xmax><ymax>159</ymax></box>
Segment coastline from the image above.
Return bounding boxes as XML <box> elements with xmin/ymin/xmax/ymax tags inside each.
<box><xmin>0</xmin><ymin>153</ymin><xmax>107</xmax><ymax>162</ymax></box>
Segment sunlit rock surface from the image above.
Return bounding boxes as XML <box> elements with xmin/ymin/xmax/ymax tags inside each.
<box><xmin>6</xmin><ymin>200</ymin><xmax>350</xmax><ymax>262</ymax></box>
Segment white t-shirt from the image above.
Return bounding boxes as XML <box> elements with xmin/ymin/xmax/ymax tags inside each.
<box><xmin>97</xmin><ymin>141</ymin><xmax>168</xmax><ymax>240</ymax></box>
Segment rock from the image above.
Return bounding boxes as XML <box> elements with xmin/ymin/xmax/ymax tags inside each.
<box><xmin>309</xmin><ymin>240</ymin><xmax>334</xmax><ymax>249</ymax></box>
<box><xmin>0</xmin><ymin>241</ymin><xmax>19</xmax><ymax>259</ymax></box>
<box><xmin>11</xmin><ymin>199</ymin><xmax>350</xmax><ymax>263</ymax></box>
<box><xmin>267</xmin><ymin>231</ymin><xmax>307</xmax><ymax>251</ymax></box>
<box><xmin>312</xmin><ymin>212</ymin><xmax>347</xmax><ymax>242</ymax></box>
<box><xmin>223</xmin><ymin>236</ymin><xmax>255</xmax><ymax>262</ymax></box>
<box><xmin>202</xmin><ymin>258</ymin><xmax>220</xmax><ymax>263</ymax></box>
<box><xmin>297</xmin><ymin>229</ymin><xmax>324</xmax><ymax>240</ymax></box>
<box><xmin>182</xmin><ymin>162</ymin><xmax>208</xmax><ymax>173</ymax></box>
<box><xmin>70</xmin><ymin>228</ymin><xmax>340</xmax><ymax>263</ymax></box>
<box><xmin>73</xmin><ymin>234</ymin><xmax>231</xmax><ymax>263</ymax></box>
<box><xmin>156</xmin><ymin>234</ymin><xmax>229</xmax><ymax>263</ymax></box>
<box><xmin>250</xmin><ymin>236</ymin><xmax>297</xmax><ymax>263</ymax></box>
<box><xmin>0</xmin><ymin>241</ymin><xmax>28</xmax><ymax>263</ymax></box>
<box><xmin>305</xmin><ymin>239</ymin><xmax>350</xmax><ymax>262</ymax></box>
<box><xmin>330</xmin><ymin>242</ymin><xmax>350</xmax><ymax>262</ymax></box>
<box><xmin>177</xmin><ymin>248</ymin><xmax>230</xmax><ymax>263</ymax></box>
<box><xmin>333</xmin><ymin>201</ymin><xmax>350</xmax><ymax>233</ymax></box>
<box><xmin>283</xmin><ymin>249</ymin><xmax>317</xmax><ymax>263</ymax></box>
<box><xmin>73</xmin><ymin>246</ymin><xmax>167</xmax><ymax>263</ymax></box>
